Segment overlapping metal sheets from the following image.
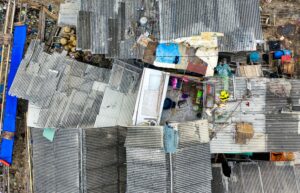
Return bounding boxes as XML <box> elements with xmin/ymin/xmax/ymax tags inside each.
<box><xmin>10</xmin><ymin>40</ymin><xmax>111</xmax><ymax>129</ymax></box>
<box><xmin>159</xmin><ymin>0</ymin><xmax>263</xmax><ymax>52</ymax></box>
<box><xmin>31</xmin><ymin>127</ymin><xmax>126</xmax><ymax>193</ymax></box>
<box><xmin>213</xmin><ymin>161</ymin><xmax>300</xmax><ymax>193</ymax></box>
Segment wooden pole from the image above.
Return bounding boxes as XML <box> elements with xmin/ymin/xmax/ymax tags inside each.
<box><xmin>0</xmin><ymin>0</ymin><xmax>16</xmax><ymax>132</ymax></box>
<box><xmin>25</xmin><ymin>114</ymin><xmax>33</xmax><ymax>193</ymax></box>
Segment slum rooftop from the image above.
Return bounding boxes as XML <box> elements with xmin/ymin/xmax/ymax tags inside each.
<box><xmin>3</xmin><ymin>0</ymin><xmax>300</xmax><ymax>193</ymax></box>
<box><xmin>73</xmin><ymin>0</ymin><xmax>263</xmax><ymax>57</ymax></box>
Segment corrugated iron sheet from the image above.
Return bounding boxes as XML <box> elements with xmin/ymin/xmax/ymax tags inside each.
<box><xmin>172</xmin><ymin>144</ymin><xmax>212</xmax><ymax>193</ymax></box>
<box><xmin>125</xmin><ymin>126</ymin><xmax>164</xmax><ymax>148</ymax></box>
<box><xmin>125</xmin><ymin>123</ymin><xmax>212</xmax><ymax>193</ymax></box>
<box><xmin>210</xmin><ymin>77</ymin><xmax>267</xmax><ymax>153</ymax></box>
<box><xmin>126</xmin><ymin>147</ymin><xmax>168</xmax><ymax>193</ymax></box>
<box><xmin>159</xmin><ymin>0</ymin><xmax>263</xmax><ymax>52</ymax></box>
<box><xmin>266</xmin><ymin>79</ymin><xmax>300</xmax><ymax>152</ymax></box>
<box><xmin>31</xmin><ymin>128</ymin><xmax>81</xmax><ymax>193</ymax></box>
<box><xmin>77</xmin><ymin>0</ymin><xmax>262</xmax><ymax>56</ymax></box>
<box><xmin>211</xmin><ymin>77</ymin><xmax>300</xmax><ymax>153</ymax></box>
<box><xmin>229</xmin><ymin>162</ymin><xmax>299</xmax><ymax>193</ymax></box>
<box><xmin>77</xmin><ymin>0</ymin><xmax>118</xmax><ymax>54</ymax></box>
<box><xmin>78</xmin><ymin>0</ymin><xmax>159</xmax><ymax>58</ymax></box>
<box><xmin>211</xmin><ymin>164</ymin><xmax>228</xmax><ymax>193</ymax></box>
<box><xmin>10</xmin><ymin>40</ymin><xmax>116</xmax><ymax>129</ymax></box>
<box><xmin>175</xmin><ymin>120</ymin><xmax>210</xmax><ymax>146</ymax></box>
<box><xmin>109</xmin><ymin>60</ymin><xmax>142</xmax><ymax>94</ymax></box>
<box><xmin>77</xmin><ymin>11</ymin><xmax>91</xmax><ymax>50</ymax></box>
<box><xmin>31</xmin><ymin>127</ymin><xmax>127</xmax><ymax>193</ymax></box>
<box><xmin>106</xmin><ymin>0</ymin><xmax>159</xmax><ymax>59</ymax></box>
<box><xmin>82</xmin><ymin>127</ymin><xmax>127</xmax><ymax>193</ymax></box>
<box><xmin>58</xmin><ymin>0</ymin><xmax>81</xmax><ymax>27</ymax></box>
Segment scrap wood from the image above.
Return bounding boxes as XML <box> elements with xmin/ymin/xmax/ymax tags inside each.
<box><xmin>26</xmin><ymin>2</ymin><xmax>58</xmax><ymax>20</ymax></box>
<box><xmin>235</xmin><ymin>122</ymin><xmax>254</xmax><ymax>144</ymax></box>
<box><xmin>239</xmin><ymin>65</ymin><xmax>263</xmax><ymax>78</ymax></box>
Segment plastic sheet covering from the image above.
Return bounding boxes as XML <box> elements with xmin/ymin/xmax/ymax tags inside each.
<box><xmin>0</xmin><ymin>25</ymin><xmax>27</xmax><ymax>165</ymax></box>
<box><xmin>155</xmin><ymin>43</ymin><xmax>181</xmax><ymax>64</ymax></box>
<box><xmin>163</xmin><ymin>125</ymin><xmax>178</xmax><ymax>153</ymax></box>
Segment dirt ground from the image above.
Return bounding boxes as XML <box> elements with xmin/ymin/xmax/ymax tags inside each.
<box><xmin>261</xmin><ymin>0</ymin><xmax>300</xmax><ymax>75</ymax></box>
<box><xmin>7</xmin><ymin>1</ymin><xmax>61</xmax><ymax>193</ymax></box>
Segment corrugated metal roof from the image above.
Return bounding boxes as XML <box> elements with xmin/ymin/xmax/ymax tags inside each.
<box><xmin>77</xmin><ymin>0</ymin><xmax>118</xmax><ymax>54</ymax></box>
<box><xmin>78</xmin><ymin>0</ymin><xmax>159</xmax><ymax>58</ymax></box>
<box><xmin>229</xmin><ymin>162</ymin><xmax>299</xmax><ymax>193</ymax></box>
<box><xmin>213</xmin><ymin>161</ymin><xmax>300</xmax><ymax>193</ymax></box>
<box><xmin>13</xmin><ymin>42</ymin><xmax>145</xmax><ymax>129</ymax></box>
<box><xmin>210</xmin><ymin>77</ymin><xmax>267</xmax><ymax>153</ymax></box>
<box><xmin>108</xmin><ymin>60</ymin><xmax>142</xmax><ymax>94</ymax></box>
<box><xmin>77</xmin><ymin>11</ymin><xmax>91</xmax><ymax>50</ymax></box>
<box><xmin>125</xmin><ymin>123</ymin><xmax>212</xmax><ymax>193</ymax></box>
<box><xmin>266</xmin><ymin>79</ymin><xmax>300</xmax><ymax>152</ymax></box>
<box><xmin>171</xmin><ymin>120</ymin><xmax>210</xmax><ymax>147</ymax></box>
<box><xmin>58</xmin><ymin>0</ymin><xmax>81</xmax><ymax>27</ymax></box>
<box><xmin>31</xmin><ymin>127</ymin><xmax>127</xmax><ymax>193</ymax></box>
<box><xmin>10</xmin><ymin>40</ymin><xmax>111</xmax><ymax>129</ymax></box>
<box><xmin>83</xmin><ymin>127</ymin><xmax>126</xmax><ymax>193</ymax></box>
<box><xmin>77</xmin><ymin>0</ymin><xmax>262</xmax><ymax>57</ymax></box>
<box><xmin>31</xmin><ymin>127</ymin><xmax>81</xmax><ymax>193</ymax></box>
<box><xmin>159</xmin><ymin>0</ymin><xmax>263</xmax><ymax>52</ymax></box>
<box><xmin>211</xmin><ymin>164</ymin><xmax>228</xmax><ymax>193</ymax></box>
<box><xmin>210</xmin><ymin>77</ymin><xmax>300</xmax><ymax>153</ymax></box>
<box><xmin>125</xmin><ymin>126</ymin><xmax>164</xmax><ymax>148</ymax></box>
<box><xmin>172</xmin><ymin>144</ymin><xmax>212</xmax><ymax>193</ymax></box>
<box><xmin>107</xmin><ymin>0</ymin><xmax>159</xmax><ymax>59</ymax></box>
<box><xmin>126</xmin><ymin>147</ymin><xmax>168</xmax><ymax>193</ymax></box>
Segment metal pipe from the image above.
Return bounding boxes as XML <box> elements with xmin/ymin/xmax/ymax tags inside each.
<box><xmin>169</xmin><ymin>153</ymin><xmax>173</xmax><ymax>193</ymax></box>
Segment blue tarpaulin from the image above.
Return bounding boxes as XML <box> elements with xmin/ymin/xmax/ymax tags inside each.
<box><xmin>163</xmin><ymin>125</ymin><xmax>179</xmax><ymax>153</ymax></box>
<box><xmin>155</xmin><ymin>43</ymin><xmax>181</xmax><ymax>64</ymax></box>
<box><xmin>0</xmin><ymin>25</ymin><xmax>27</xmax><ymax>165</ymax></box>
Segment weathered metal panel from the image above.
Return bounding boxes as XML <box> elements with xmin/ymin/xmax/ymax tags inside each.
<box><xmin>125</xmin><ymin>126</ymin><xmax>163</xmax><ymax>148</ymax></box>
<box><xmin>83</xmin><ymin>127</ymin><xmax>127</xmax><ymax>193</ymax></box>
<box><xmin>159</xmin><ymin>0</ymin><xmax>263</xmax><ymax>52</ymax></box>
<box><xmin>10</xmin><ymin>40</ymin><xmax>111</xmax><ymax>129</ymax></box>
<box><xmin>172</xmin><ymin>144</ymin><xmax>212</xmax><ymax>193</ymax></box>
<box><xmin>31</xmin><ymin>128</ymin><xmax>80</xmax><ymax>193</ymax></box>
<box><xmin>210</xmin><ymin>124</ymin><xmax>267</xmax><ymax>153</ymax></box>
<box><xmin>228</xmin><ymin>162</ymin><xmax>299</xmax><ymax>193</ymax></box>
<box><xmin>212</xmin><ymin>164</ymin><xmax>228</xmax><ymax>193</ymax></box>
<box><xmin>58</xmin><ymin>0</ymin><xmax>81</xmax><ymax>27</ymax></box>
<box><xmin>266</xmin><ymin>79</ymin><xmax>300</xmax><ymax>152</ymax></box>
<box><xmin>126</xmin><ymin>147</ymin><xmax>168</xmax><ymax>193</ymax></box>
<box><xmin>78</xmin><ymin>0</ymin><xmax>118</xmax><ymax>54</ymax></box>
<box><xmin>211</xmin><ymin>77</ymin><xmax>267</xmax><ymax>153</ymax></box>
<box><xmin>31</xmin><ymin>127</ymin><xmax>127</xmax><ymax>193</ymax></box>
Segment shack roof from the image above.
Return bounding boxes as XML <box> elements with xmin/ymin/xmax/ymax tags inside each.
<box><xmin>75</xmin><ymin>0</ymin><xmax>263</xmax><ymax>57</ymax></box>
<box><xmin>10</xmin><ymin>41</ymin><xmax>142</xmax><ymax>129</ymax></box>
<box><xmin>212</xmin><ymin>161</ymin><xmax>300</xmax><ymax>193</ymax></box>
<box><xmin>210</xmin><ymin>77</ymin><xmax>300</xmax><ymax>153</ymax></box>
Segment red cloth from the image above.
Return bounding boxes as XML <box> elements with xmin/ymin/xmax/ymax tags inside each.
<box><xmin>0</xmin><ymin>159</ymin><xmax>10</xmax><ymax>166</ymax></box>
<box><xmin>281</xmin><ymin>55</ymin><xmax>292</xmax><ymax>64</ymax></box>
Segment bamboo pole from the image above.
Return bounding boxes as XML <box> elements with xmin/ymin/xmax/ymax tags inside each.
<box><xmin>0</xmin><ymin>0</ymin><xmax>16</xmax><ymax>132</ymax></box>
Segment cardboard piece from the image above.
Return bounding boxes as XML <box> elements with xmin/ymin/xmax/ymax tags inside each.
<box><xmin>235</xmin><ymin>122</ymin><xmax>254</xmax><ymax>144</ymax></box>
